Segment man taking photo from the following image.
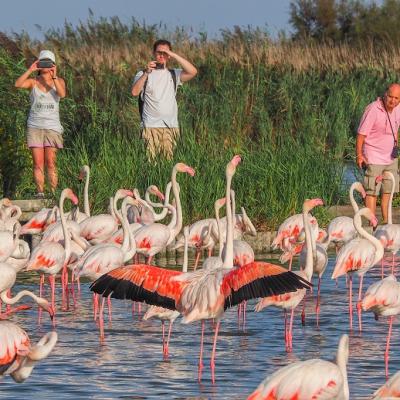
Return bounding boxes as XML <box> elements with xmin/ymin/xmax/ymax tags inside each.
<box><xmin>132</xmin><ymin>39</ymin><xmax>197</xmax><ymax>160</ymax></box>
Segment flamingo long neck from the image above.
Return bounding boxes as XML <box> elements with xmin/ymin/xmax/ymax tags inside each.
<box><xmin>0</xmin><ymin>289</ymin><xmax>43</xmax><ymax>306</ymax></box>
<box><xmin>119</xmin><ymin>199</ymin><xmax>137</xmax><ymax>262</ymax></box>
<box><xmin>182</xmin><ymin>229</ymin><xmax>189</xmax><ymax>273</ymax></box>
<box><xmin>302</xmin><ymin>206</ymin><xmax>314</xmax><ymax>281</ymax></box>
<box><xmin>387</xmin><ymin>174</ymin><xmax>395</xmax><ymax>224</ymax></box>
<box><xmin>349</xmin><ymin>183</ymin><xmax>360</xmax><ymax>214</ymax></box>
<box><xmin>215</xmin><ymin>203</ymin><xmax>223</xmax><ymax>257</ymax></box>
<box><xmin>223</xmin><ymin>171</ymin><xmax>234</xmax><ymax>268</ymax></box>
<box><xmin>336</xmin><ymin>338</ymin><xmax>350</xmax><ymax>400</ymax></box>
<box><xmin>354</xmin><ymin>210</ymin><xmax>384</xmax><ymax>265</ymax></box>
<box><xmin>109</xmin><ymin>197</ymin><xmax>117</xmax><ymax>220</ymax></box>
<box><xmin>169</xmin><ymin>167</ymin><xmax>183</xmax><ymax>239</ymax></box>
<box><xmin>83</xmin><ymin>168</ymin><xmax>90</xmax><ymax>217</ymax></box>
<box><xmin>59</xmin><ymin>191</ymin><xmax>71</xmax><ymax>263</ymax></box>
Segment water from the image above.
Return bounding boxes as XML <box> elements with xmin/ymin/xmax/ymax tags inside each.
<box><xmin>1</xmin><ymin>252</ymin><xmax>399</xmax><ymax>399</ymax></box>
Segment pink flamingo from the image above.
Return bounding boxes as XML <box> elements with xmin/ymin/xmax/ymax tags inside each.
<box><xmin>362</xmin><ymin>274</ymin><xmax>400</xmax><ymax>378</ymax></box>
<box><xmin>0</xmin><ymin>221</ymin><xmax>21</xmax><ymax>262</ymax></box>
<box><xmin>20</xmin><ymin>206</ymin><xmax>59</xmax><ymax>235</ymax></box>
<box><xmin>91</xmin><ymin>155</ymin><xmax>311</xmax><ymax>383</ymax></box>
<box><xmin>325</xmin><ymin>181</ymin><xmax>366</xmax><ymax>251</ymax></box>
<box><xmin>79</xmin><ymin>189</ymin><xmax>133</xmax><ymax>244</ymax></box>
<box><xmin>26</xmin><ymin>188</ymin><xmax>78</xmax><ymax>316</ymax></box>
<box><xmin>0</xmin><ymin>320</ymin><xmax>57</xmax><ymax>382</ymax></box>
<box><xmin>247</xmin><ymin>334</ymin><xmax>349</xmax><ymax>400</ymax></box>
<box><xmin>332</xmin><ymin>207</ymin><xmax>384</xmax><ymax>332</ymax></box>
<box><xmin>133</xmin><ymin>163</ymin><xmax>195</xmax><ymax>264</ymax></box>
<box><xmin>0</xmin><ymin>261</ymin><xmax>54</xmax><ymax>320</ymax></box>
<box><xmin>372</xmin><ymin>370</ymin><xmax>400</xmax><ymax>398</ymax></box>
<box><xmin>255</xmin><ymin>198</ymin><xmax>323</xmax><ymax>352</ymax></box>
<box><xmin>142</xmin><ymin>226</ymin><xmax>189</xmax><ymax>358</ymax></box>
<box><xmin>374</xmin><ymin>171</ymin><xmax>400</xmax><ymax>277</ymax></box>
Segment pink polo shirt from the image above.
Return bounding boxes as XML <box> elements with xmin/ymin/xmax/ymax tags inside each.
<box><xmin>358</xmin><ymin>98</ymin><xmax>400</xmax><ymax>164</ymax></box>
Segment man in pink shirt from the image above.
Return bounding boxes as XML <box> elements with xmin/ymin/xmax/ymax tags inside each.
<box><xmin>356</xmin><ymin>83</ymin><xmax>400</xmax><ymax>223</ymax></box>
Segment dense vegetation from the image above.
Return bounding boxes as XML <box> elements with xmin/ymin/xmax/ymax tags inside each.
<box><xmin>0</xmin><ymin>6</ymin><xmax>398</xmax><ymax>228</ymax></box>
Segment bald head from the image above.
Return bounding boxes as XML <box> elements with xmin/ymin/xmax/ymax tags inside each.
<box><xmin>384</xmin><ymin>83</ymin><xmax>400</xmax><ymax>112</ymax></box>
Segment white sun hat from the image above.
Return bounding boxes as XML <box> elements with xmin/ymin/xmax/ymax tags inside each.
<box><xmin>38</xmin><ymin>50</ymin><xmax>56</xmax><ymax>63</ymax></box>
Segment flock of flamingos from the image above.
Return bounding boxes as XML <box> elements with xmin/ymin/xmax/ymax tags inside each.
<box><xmin>1</xmin><ymin>155</ymin><xmax>400</xmax><ymax>399</ymax></box>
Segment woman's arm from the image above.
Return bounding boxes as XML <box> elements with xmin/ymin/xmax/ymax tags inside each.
<box><xmin>15</xmin><ymin>61</ymin><xmax>38</xmax><ymax>89</ymax></box>
<box><xmin>49</xmin><ymin>65</ymin><xmax>66</xmax><ymax>98</ymax></box>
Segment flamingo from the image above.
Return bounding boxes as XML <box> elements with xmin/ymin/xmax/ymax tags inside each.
<box><xmin>20</xmin><ymin>206</ymin><xmax>59</xmax><ymax>235</ymax></box>
<box><xmin>26</xmin><ymin>188</ymin><xmax>78</xmax><ymax>316</ymax></box>
<box><xmin>372</xmin><ymin>370</ymin><xmax>400</xmax><ymax>398</ymax></box>
<box><xmin>133</xmin><ymin>163</ymin><xmax>194</xmax><ymax>264</ymax></box>
<box><xmin>143</xmin><ymin>226</ymin><xmax>189</xmax><ymax>358</ymax></box>
<box><xmin>0</xmin><ymin>204</ymin><xmax>22</xmax><ymax>231</ymax></box>
<box><xmin>374</xmin><ymin>171</ymin><xmax>400</xmax><ymax>276</ymax></box>
<box><xmin>91</xmin><ymin>155</ymin><xmax>312</xmax><ymax>383</ymax></box>
<box><xmin>0</xmin><ymin>320</ymin><xmax>57</xmax><ymax>382</ymax></box>
<box><xmin>332</xmin><ymin>207</ymin><xmax>384</xmax><ymax>332</ymax></box>
<box><xmin>325</xmin><ymin>181</ymin><xmax>366</xmax><ymax>250</ymax></box>
<box><xmin>0</xmin><ymin>261</ymin><xmax>54</xmax><ymax>320</ymax></box>
<box><xmin>362</xmin><ymin>274</ymin><xmax>400</xmax><ymax>378</ymax></box>
<box><xmin>255</xmin><ymin>198</ymin><xmax>322</xmax><ymax>351</ymax></box>
<box><xmin>0</xmin><ymin>221</ymin><xmax>21</xmax><ymax>262</ymax></box>
<box><xmin>247</xmin><ymin>334</ymin><xmax>349</xmax><ymax>400</ymax></box>
<box><xmin>78</xmin><ymin>189</ymin><xmax>133</xmax><ymax>244</ymax></box>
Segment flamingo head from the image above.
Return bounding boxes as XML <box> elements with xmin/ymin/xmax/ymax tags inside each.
<box><xmin>375</xmin><ymin>175</ymin><xmax>383</xmax><ymax>184</ymax></box>
<box><xmin>226</xmin><ymin>155</ymin><xmax>241</xmax><ymax>176</ymax></box>
<box><xmin>37</xmin><ymin>298</ymin><xmax>55</xmax><ymax>321</ymax></box>
<box><xmin>215</xmin><ymin>197</ymin><xmax>226</xmax><ymax>208</ymax></box>
<box><xmin>176</xmin><ymin>163</ymin><xmax>195</xmax><ymax>177</ymax></box>
<box><xmin>63</xmin><ymin>189</ymin><xmax>79</xmax><ymax>206</ymax></box>
<box><xmin>1</xmin><ymin>198</ymin><xmax>12</xmax><ymax>207</ymax></box>
<box><xmin>303</xmin><ymin>198</ymin><xmax>324</xmax><ymax>213</ymax></box>
<box><xmin>353</xmin><ymin>182</ymin><xmax>367</xmax><ymax>198</ymax></box>
<box><xmin>148</xmin><ymin>185</ymin><xmax>165</xmax><ymax>201</ymax></box>
<box><xmin>362</xmin><ymin>208</ymin><xmax>378</xmax><ymax>227</ymax></box>
<box><xmin>78</xmin><ymin>165</ymin><xmax>90</xmax><ymax>180</ymax></box>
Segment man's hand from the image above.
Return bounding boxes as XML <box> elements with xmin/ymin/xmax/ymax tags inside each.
<box><xmin>357</xmin><ymin>153</ymin><xmax>367</xmax><ymax>169</ymax></box>
<box><xmin>144</xmin><ymin>61</ymin><xmax>158</xmax><ymax>74</ymax></box>
<box><xmin>49</xmin><ymin>65</ymin><xmax>57</xmax><ymax>78</ymax></box>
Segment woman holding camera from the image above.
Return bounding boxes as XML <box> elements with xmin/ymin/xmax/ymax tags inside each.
<box><xmin>15</xmin><ymin>50</ymin><xmax>66</xmax><ymax>198</ymax></box>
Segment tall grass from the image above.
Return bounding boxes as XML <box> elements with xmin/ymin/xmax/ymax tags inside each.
<box><xmin>1</xmin><ymin>19</ymin><xmax>398</xmax><ymax>228</ymax></box>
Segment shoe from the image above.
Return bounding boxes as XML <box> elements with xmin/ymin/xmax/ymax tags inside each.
<box><xmin>34</xmin><ymin>192</ymin><xmax>45</xmax><ymax>199</ymax></box>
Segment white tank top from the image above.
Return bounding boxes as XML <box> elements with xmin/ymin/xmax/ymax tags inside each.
<box><xmin>27</xmin><ymin>82</ymin><xmax>63</xmax><ymax>133</ymax></box>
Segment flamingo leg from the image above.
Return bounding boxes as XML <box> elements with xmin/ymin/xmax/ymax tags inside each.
<box><xmin>301</xmin><ymin>293</ymin><xmax>307</xmax><ymax>326</ymax></box>
<box><xmin>194</xmin><ymin>250</ymin><xmax>201</xmax><ymax>271</ymax></box>
<box><xmin>242</xmin><ymin>300</ymin><xmax>247</xmax><ymax>332</ymax></box>
<box><xmin>165</xmin><ymin>320</ymin><xmax>174</xmax><ymax>358</ymax></box>
<box><xmin>237</xmin><ymin>303</ymin><xmax>242</xmax><ymax>328</ymax></box>
<box><xmin>198</xmin><ymin>320</ymin><xmax>205</xmax><ymax>382</ymax></box>
<box><xmin>288</xmin><ymin>309</ymin><xmax>294</xmax><ymax>352</ymax></box>
<box><xmin>284</xmin><ymin>310</ymin><xmax>288</xmax><ymax>350</ymax></box>
<box><xmin>38</xmin><ymin>274</ymin><xmax>44</xmax><ymax>324</ymax></box>
<box><xmin>162</xmin><ymin>320</ymin><xmax>166</xmax><ymax>357</ymax></box>
<box><xmin>349</xmin><ymin>274</ymin><xmax>353</xmax><ymax>331</ymax></box>
<box><xmin>357</xmin><ymin>275</ymin><xmax>364</xmax><ymax>332</ymax></box>
<box><xmin>147</xmin><ymin>255</ymin><xmax>153</xmax><ymax>265</ymax></box>
<box><xmin>210</xmin><ymin>320</ymin><xmax>220</xmax><ymax>384</ymax></box>
<box><xmin>316</xmin><ymin>276</ymin><xmax>322</xmax><ymax>327</ymax></box>
<box><xmin>99</xmin><ymin>297</ymin><xmax>106</xmax><ymax>341</ymax></box>
<box><xmin>49</xmin><ymin>275</ymin><xmax>56</xmax><ymax>328</ymax></box>
<box><xmin>107</xmin><ymin>295</ymin><xmax>112</xmax><ymax>323</ymax></box>
<box><xmin>93</xmin><ymin>293</ymin><xmax>98</xmax><ymax>321</ymax></box>
<box><xmin>385</xmin><ymin>316</ymin><xmax>394</xmax><ymax>379</ymax></box>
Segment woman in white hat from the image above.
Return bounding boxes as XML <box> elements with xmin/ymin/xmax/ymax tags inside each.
<box><xmin>15</xmin><ymin>50</ymin><xmax>66</xmax><ymax>198</ymax></box>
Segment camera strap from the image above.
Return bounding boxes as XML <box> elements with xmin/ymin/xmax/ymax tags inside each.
<box><xmin>381</xmin><ymin>97</ymin><xmax>398</xmax><ymax>146</ymax></box>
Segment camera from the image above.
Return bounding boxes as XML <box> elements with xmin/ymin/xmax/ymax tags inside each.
<box><xmin>155</xmin><ymin>62</ymin><xmax>165</xmax><ymax>70</ymax></box>
<box><xmin>37</xmin><ymin>60</ymin><xmax>54</xmax><ymax>69</ymax></box>
<box><xmin>391</xmin><ymin>146</ymin><xmax>399</xmax><ymax>159</ymax></box>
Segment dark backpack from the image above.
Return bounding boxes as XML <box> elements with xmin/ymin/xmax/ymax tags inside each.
<box><xmin>138</xmin><ymin>69</ymin><xmax>177</xmax><ymax>122</ymax></box>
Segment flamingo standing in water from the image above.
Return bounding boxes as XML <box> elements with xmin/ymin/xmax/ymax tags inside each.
<box><xmin>143</xmin><ymin>226</ymin><xmax>190</xmax><ymax>358</ymax></box>
<box><xmin>362</xmin><ymin>274</ymin><xmax>400</xmax><ymax>378</ymax></box>
<box><xmin>26</xmin><ymin>188</ymin><xmax>78</xmax><ymax>317</ymax></box>
<box><xmin>332</xmin><ymin>207</ymin><xmax>384</xmax><ymax>332</ymax></box>
<box><xmin>133</xmin><ymin>163</ymin><xmax>194</xmax><ymax>264</ymax></box>
<box><xmin>91</xmin><ymin>155</ymin><xmax>311</xmax><ymax>383</ymax></box>
<box><xmin>374</xmin><ymin>171</ymin><xmax>400</xmax><ymax>277</ymax></box>
<box><xmin>372</xmin><ymin>370</ymin><xmax>400</xmax><ymax>398</ymax></box>
<box><xmin>0</xmin><ymin>320</ymin><xmax>57</xmax><ymax>382</ymax></box>
<box><xmin>255</xmin><ymin>198</ymin><xmax>322</xmax><ymax>352</ymax></box>
<box><xmin>247</xmin><ymin>334</ymin><xmax>349</xmax><ymax>400</ymax></box>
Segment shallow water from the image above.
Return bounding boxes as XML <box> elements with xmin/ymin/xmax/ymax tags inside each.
<box><xmin>1</xmin><ymin>252</ymin><xmax>399</xmax><ymax>399</ymax></box>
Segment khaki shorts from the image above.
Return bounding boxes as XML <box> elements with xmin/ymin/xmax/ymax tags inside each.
<box><xmin>364</xmin><ymin>159</ymin><xmax>399</xmax><ymax>195</ymax></box>
<box><xmin>141</xmin><ymin>127</ymin><xmax>180</xmax><ymax>160</ymax></box>
<box><xmin>27</xmin><ymin>128</ymin><xmax>64</xmax><ymax>149</ymax></box>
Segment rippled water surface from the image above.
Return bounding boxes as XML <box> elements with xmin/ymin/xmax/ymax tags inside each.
<box><xmin>1</xmin><ymin>252</ymin><xmax>399</xmax><ymax>399</ymax></box>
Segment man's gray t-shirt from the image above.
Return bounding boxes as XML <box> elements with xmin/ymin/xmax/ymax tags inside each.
<box><xmin>134</xmin><ymin>68</ymin><xmax>182</xmax><ymax>128</ymax></box>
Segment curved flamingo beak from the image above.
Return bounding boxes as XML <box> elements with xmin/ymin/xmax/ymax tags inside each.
<box><xmin>155</xmin><ymin>190</ymin><xmax>165</xmax><ymax>201</ymax></box>
<box><xmin>232</xmin><ymin>155</ymin><xmax>241</xmax><ymax>166</ymax></box>
<box><xmin>185</xmin><ymin>166</ymin><xmax>195</xmax><ymax>177</ymax></box>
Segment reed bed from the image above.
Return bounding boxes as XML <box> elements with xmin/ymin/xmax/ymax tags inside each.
<box><xmin>1</xmin><ymin>20</ymin><xmax>398</xmax><ymax>228</ymax></box>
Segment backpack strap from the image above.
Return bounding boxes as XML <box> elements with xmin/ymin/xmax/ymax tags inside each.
<box><xmin>138</xmin><ymin>69</ymin><xmax>178</xmax><ymax>122</ymax></box>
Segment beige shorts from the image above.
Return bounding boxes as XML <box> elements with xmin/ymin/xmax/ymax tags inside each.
<box><xmin>141</xmin><ymin>127</ymin><xmax>180</xmax><ymax>160</ymax></box>
<box><xmin>364</xmin><ymin>159</ymin><xmax>399</xmax><ymax>195</ymax></box>
<box><xmin>27</xmin><ymin>128</ymin><xmax>63</xmax><ymax>149</ymax></box>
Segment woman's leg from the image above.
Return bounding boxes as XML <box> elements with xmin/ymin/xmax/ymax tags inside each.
<box><xmin>44</xmin><ymin>147</ymin><xmax>58</xmax><ymax>192</ymax></box>
<box><xmin>31</xmin><ymin>148</ymin><xmax>45</xmax><ymax>193</ymax></box>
